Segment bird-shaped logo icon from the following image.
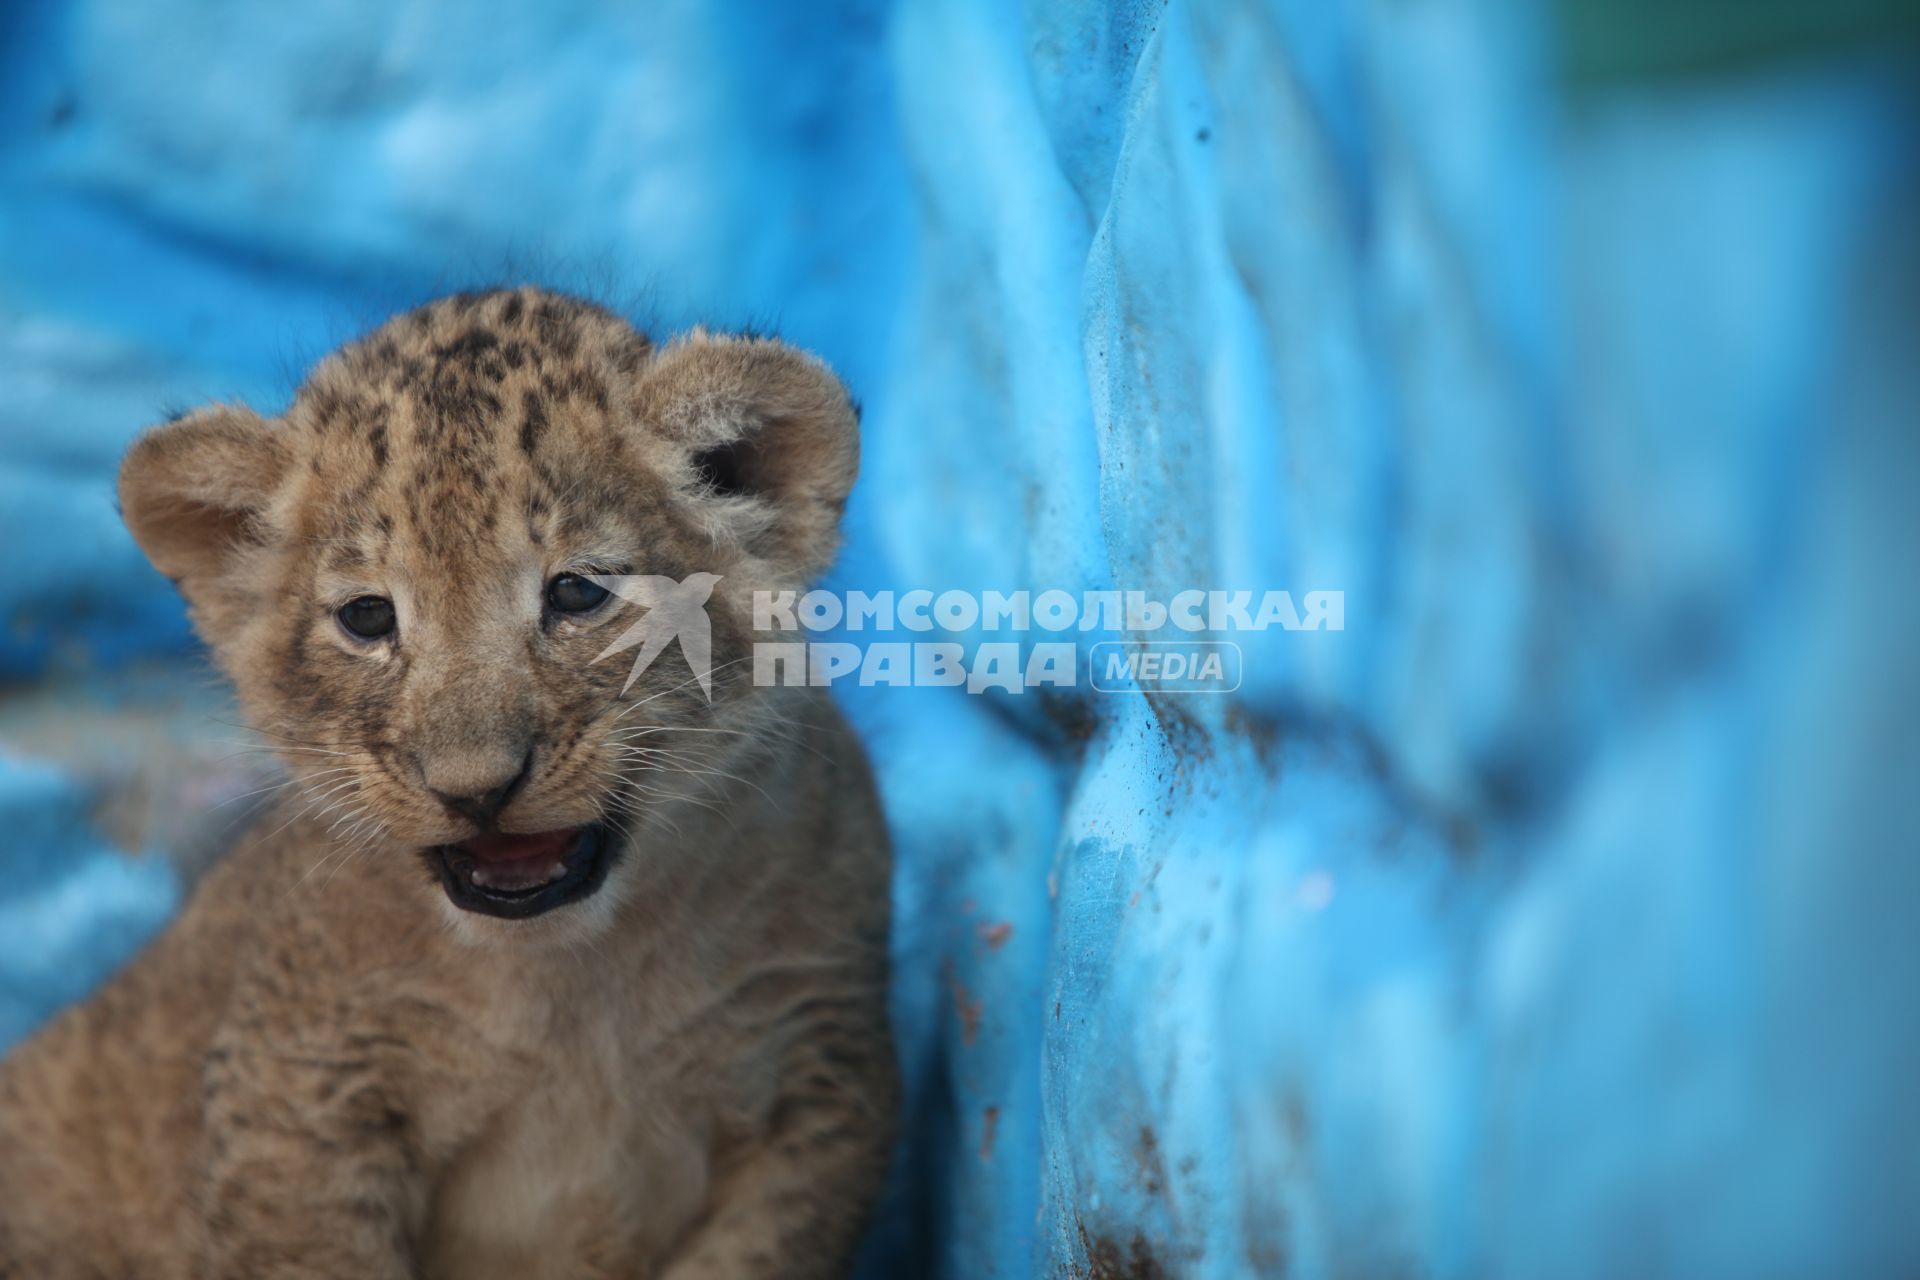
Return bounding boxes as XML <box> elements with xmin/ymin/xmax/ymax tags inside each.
<box><xmin>587</xmin><ymin>573</ymin><xmax>723</xmax><ymax>698</ymax></box>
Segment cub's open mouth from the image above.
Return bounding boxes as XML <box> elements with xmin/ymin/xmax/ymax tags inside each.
<box><xmin>424</xmin><ymin>823</ymin><xmax>615</xmax><ymax>919</ymax></box>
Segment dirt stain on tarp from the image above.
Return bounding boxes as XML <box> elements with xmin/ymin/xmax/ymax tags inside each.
<box><xmin>1040</xmin><ymin>688</ymin><xmax>1102</xmax><ymax>753</ymax></box>
<box><xmin>1132</xmin><ymin>1124</ymin><xmax>1167</xmax><ymax>1197</ymax></box>
<box><xmin>945</xmin><ymin>962</ymin><xmax>983</xmax><ymax>1045</ymax></box>
<box><xmin>977</xmin><ymin>920</ymin><xmax>1013</xmax><ymax>951</ymax></box>
<box><xmin>980</xmin><ymin>1105</ymin><xmax>1000</xmax><ymax>1160</ymax></box>
<box><xmin>1074</xmin><ymin>1225</ymin><xmax>1168</xmax><ymax>1279</ymax></box>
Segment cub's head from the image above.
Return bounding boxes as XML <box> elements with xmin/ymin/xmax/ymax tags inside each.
<box><xmin>120</xmin><ymin>289</ymin><xmax>857</xmax><ymax>938</ymax></box>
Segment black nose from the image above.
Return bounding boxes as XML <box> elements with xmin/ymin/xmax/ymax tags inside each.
<box><xmin>430</xmin><ymin>751</ymin><xmax>533</xmax><ymax>829</ymax></box>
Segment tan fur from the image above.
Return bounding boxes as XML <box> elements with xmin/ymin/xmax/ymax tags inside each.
<box><xmin>0</xmin><ymin>289</ymin><xmax>895</xmax><ymax>1279</ymax></box>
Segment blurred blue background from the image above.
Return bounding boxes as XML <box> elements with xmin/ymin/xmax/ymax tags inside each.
<box><xmin>2</xmin><ymin>1</ymin><xmax>1917</xmax><ymax>1275</ymax></box>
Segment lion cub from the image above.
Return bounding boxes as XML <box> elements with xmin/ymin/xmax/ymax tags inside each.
<box><xmin>0</xmin><ymin>290</ymin><xmax>895</xmax><ymax>1279</ymax></box>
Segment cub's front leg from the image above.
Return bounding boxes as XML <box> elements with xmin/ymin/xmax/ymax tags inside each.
<box><xmin>187</xmin><ymin>944</ymin><xmax>509</xmax><ymax>1280</ymax></box>
<box><xmin>659</xmin><ymin>1017</ymin><xmax>898</xmax><ymax>1280</ymax></box>
<box><xmin>192</xmin><ymin>1012</ymin><xmax>427</xmax><ymax>1280</ymax></box>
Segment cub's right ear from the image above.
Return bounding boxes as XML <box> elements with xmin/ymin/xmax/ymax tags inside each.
<box><xmin>119</xmin><ymin>405</ymin><xmax>289</xmax><ymax>590</ymax></box>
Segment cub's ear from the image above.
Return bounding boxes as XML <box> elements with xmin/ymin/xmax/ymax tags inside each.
<box><xmin>635</xmin><ymin>332</ymin><xmax>859</xmax><ymax>583</ymax></box>
<box><xmin>119</xmin><ymin>405</ymin><xmax>290</xmax><ymax>590</ymax></box>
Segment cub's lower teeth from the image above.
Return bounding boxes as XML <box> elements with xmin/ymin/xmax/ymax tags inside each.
<box><xmin>469</xmin><ymin>860</ymin><xmax>567</xmax><ymax>891</ymax></box>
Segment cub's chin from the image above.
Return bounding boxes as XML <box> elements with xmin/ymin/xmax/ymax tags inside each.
<box><xmin>422</xmin><ymin>822</ymin><xmax>617</xmax><ymax>920</ymax></box>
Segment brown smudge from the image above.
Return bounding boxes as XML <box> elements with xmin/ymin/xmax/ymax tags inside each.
<box><xmin>1076</xmin><ymin>1224</ymin><xmax>1169</xmax><ymax>1280</ymax></box>
<box><xmin>1132</xmin><ymin>1124</ymin><xmax>1166</xmax><ymax>1198</ymax></box>
<box><xmin>945</xmin><ymin>964</ymin><xmax>983</xmax><ymax>1046</ymax></box>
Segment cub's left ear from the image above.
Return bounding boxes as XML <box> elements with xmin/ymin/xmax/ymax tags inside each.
<box><xmin>634</xmin><ymin>332</ymin><xmax>859</xmax><ymax>583</ymax></box>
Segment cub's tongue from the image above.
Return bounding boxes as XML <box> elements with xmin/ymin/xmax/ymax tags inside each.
<box><xmin>460</xmin><ymin>829</ymin><xmax>578</xmax><ymax>865</ymax></box>
<box><xmin>456</xmin><ymin>828</ymin><xmax>580</xmax><ymax>893</ymax></box>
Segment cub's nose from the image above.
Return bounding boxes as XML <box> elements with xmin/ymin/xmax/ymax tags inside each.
<box><xmin>425</xmin><ymin>749</ymin><xmax>534</xmax><ymax>830</ymax></box>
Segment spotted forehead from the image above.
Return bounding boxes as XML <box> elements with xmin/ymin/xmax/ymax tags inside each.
<box><xmin>286</xmin><ymin>290</ymin><xmax>666</xmax><ymax>563</ymax></box>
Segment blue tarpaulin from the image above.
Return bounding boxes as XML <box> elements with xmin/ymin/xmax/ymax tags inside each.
<box><xmin>1</xmin><ymin>2</ymin><xmax>1915</xmax><ymax>1275</ymax></box>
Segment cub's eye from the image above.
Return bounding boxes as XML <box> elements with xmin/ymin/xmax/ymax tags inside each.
<box><xmin>547</xmin><ymin>573</ymin><xmax>610</xmax><ymax>614</ymax></box>
<box><xmin>337</xmin><ymin>595</ymin><xmax>396</xmax><ymax>640</ymax></box>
